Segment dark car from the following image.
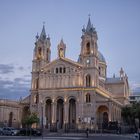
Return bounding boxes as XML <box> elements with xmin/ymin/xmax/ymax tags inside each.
<box><xmin>2</xmin><ymin>127</ymin><xmax>19</xmax><ymax>136</ymax></box>
<box><xmin>19</xmin><ymin>128</ymin><xmax>41</xmax><ymax>136</ymax></box>
<box><xmin>0</xmin><ymin>128</ymin><xmax>3</xmax><ymax>135</ymax></box>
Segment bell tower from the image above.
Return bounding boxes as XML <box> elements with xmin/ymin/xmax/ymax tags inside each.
<box><xmin>32</xmin><ymin>24</ymin><xmax>51</xmax><ymax>72</ymax></box>
<box><xmin>78</xmin><ymin>16</ymin><xmax>99</xmax><ymax>87</ymax></box>
<box><xmin>30</xmin><ymin>24</ymin><xmax>51</xmax><ymax>111</ymax></box>
<box><xmin>57</xmin><ymin>39</ymin><xmax>66</xmax><ymax>58</ymax></box>
<box><xmin>78</xmin><ymin>16</ymin><xmax>98</xmax><ymax>68</ymax></box>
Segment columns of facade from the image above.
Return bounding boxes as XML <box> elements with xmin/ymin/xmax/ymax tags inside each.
<box><xmin>93</xmin><ymin>102</ymin><xmax>96</xmax><ymax>124</ymax></box>
<box><xmin>116</xmin><ymin>107</ymin><xmax>118</xmax><ymax>121</ymax></box>
<box><xmin>112</xmin><ymin>105</ymin><xmax>114</xmax><ymax>121</ymax></box>
<box><xmin>108</xmin><ymin>102</ymin><xmax>112</xmax><ymax>121</ymax></box>
<box><xmin>62</xmin><ymin>76</ymin><xmax>65</xmax><ymax>87</ymax></box>
<box><xmin>50</xmin><ymin>76</ymin><xmax>52</xmax><ymax>88</ymax></box>
<box><xmin>76</xmin><ymin>101</ymin><xmax>79</xmax><ymax>124</ymax></box>
<box><xmin>65</xmin><ymin>76</ymin><xmax>68</xmax><ymax>87</ymax></box>
<box><xmin>69</xmin><ymin>75</ymin><xmax>72</xmax><ymax>87</ymax></box>
<box><xmin>51</xmin><ymin>101</ymin><xmax>57</xmax><ymax>124</ymax></box>
<box><xmin>64</xmin><ymin>100</ymin><xmax>69</xmax><ymax>124</ymax></box>
<box><xmin>48</xmin><ymin>76</ymin><xmax>50</xmax><ymax>88</ymax></box>
<box><xmin>119</xmin><ymin>108</ymin><xmax>121</xmax><ymax>121</ymax></box>
<box><xmin>43</xmin><ymin>102</ymin><xmax>46</xmax><ymax>128</ymax></box>
<box><xmin>114</xmin><ymin>106</ymin><xmax>117</xmax><ymax>121</ymax></box>
<box><xmin>58</xmin><ymin>76</ymin><xmax>60</xmax><ymax>87</ymax></box>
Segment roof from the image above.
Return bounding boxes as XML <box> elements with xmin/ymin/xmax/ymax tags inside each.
<box><xmin>0</xmin><ymin>99</ymin><xmax>20</xmax><ymax>108</ymax></box>
<box><xmin>98</xmin><ymin>51</ymin><xmax>106</xmax><ymax>63</ymax></box>
<box><xmin>82</xmin><ymin>17</ymin><xmax>96</xmax><ymax>35</ymax></box>
<box><xmin>20</xmin><ymin>95</ymin><xmax>30</xmax><ymax>104</ymax></box>
<box><xmin>39</xmin><ymin>25</ymin><xmax>46</xmax><ymax>40</ymax></box>
<box><xmin>42</xmin><ymin>57</ymin><xmax>83</xmax><ymax>70</ymax></box>
<box><xmin>106</xmin><ymin>77</ymin><xmax>123</xmax><ymax>84</ymax></box>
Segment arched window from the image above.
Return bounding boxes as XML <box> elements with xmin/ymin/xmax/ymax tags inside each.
<box><xmin>63</xmin><ymin>67</ymin><xmax>66</xmax><ymax>73</ymax></box>
<box><xmin>99</xmin><ymin>67</ymin><xmax>101</xmax><ymax>76</ymax></box>
<box><xmin>86</xmin><ymin>74</ymin><xmax>91</xmax><ymax>87</ymax></box>
<box><xmin>46</xmin><ymin>48</ymin><xmax>49</xmax><ymax>61</ymax></box>
<box><xmin>86</xmin><ymin>42</ymin><xmax>90</xmax><ymax>54</ymax></box>
<box><xmin>56</xmin><ymin>68</ymin><xmax>58</xmax><ymax>73</ymax></box>
<box><xmin>60</xmin><ymin>67</ymin><xmax>62</xmax><ymax>73</ymax></box>
<box><xmin>36</xmin><ymin>78</ymin><xmax>39</xmax><ymax>89</ymax></box>
<box><xmin>8</xmin><ymin>112</ymin><xmax>13</xmax><ymax>127</ymax></box>
<box><xmin>34</xmin><ymin>94</ymin><xmax>39</xmax><ymax>104</ymax></box>
<box><xmin>86</xmin><ymin>93</ymin><xmax>91</xmax><ymax>103</ymax></box>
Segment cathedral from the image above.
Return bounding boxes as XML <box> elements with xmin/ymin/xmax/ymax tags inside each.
<box><xmin>30</xmin><ymin>17</ymin><xmax>130</xmax><ymax>130</ymax></box>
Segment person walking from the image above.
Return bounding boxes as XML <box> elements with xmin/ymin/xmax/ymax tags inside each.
<box><xmin>138</xmin><ymin>128</ymin><xmax>140</xmax><ymax>140</ymax></box>
<box><xmin>86</xmin><ymin>128</ymin><xmax>89</xmax><ymax>138</ymax></box>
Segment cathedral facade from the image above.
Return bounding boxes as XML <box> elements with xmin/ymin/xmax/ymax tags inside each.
<box><xmin>30</xmin><ymin>18</ymin><xmax>130</xmax><ymax>130</ymax></box>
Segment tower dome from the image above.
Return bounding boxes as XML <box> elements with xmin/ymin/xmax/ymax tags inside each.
<box><xmin>98</xmin><ymin>51</ymin><xmax>106</xmax><ymax>63</ymax></box>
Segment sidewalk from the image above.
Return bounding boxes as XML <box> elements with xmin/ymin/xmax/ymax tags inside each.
<box><xmin>43</xmin><ymin>132</ymin><xmax>134</xmax><ymax>139</ymax></box>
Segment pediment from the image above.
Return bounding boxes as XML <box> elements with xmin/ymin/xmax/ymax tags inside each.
<box><xmin>41</xmin><ymin>57</ymin><xmax>83</xmax><ymax>74</ymax></box>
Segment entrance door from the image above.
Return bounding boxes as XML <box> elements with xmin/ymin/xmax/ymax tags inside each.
<box><xmin>69</xmin><ymin>98</ymin><xmax>76</xmax><ymax>129</ymax></box>
<box><xmin>46</xmin><ymin>99</ymin><xmax>52</xmax><ymax>129</ymax></box>
<box><xmin>97</xmin><ymin>105</ymin><xmax>109</xmax><ymax>129</ymax></box>
<box><xmin>57</xmin><ymin>99</ymin><xmax>64</xmax><ymax>129</ymax></box>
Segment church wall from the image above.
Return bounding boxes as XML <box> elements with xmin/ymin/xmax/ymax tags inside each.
<box><xmin>105</xmin><ymin>83</ymin><xmax>124</xmax><ymax>97</ymax></box>
<box><xmin>0</xmin><ymin>100</ymin><xmax>21</xmax><ymax>128</ymax></box>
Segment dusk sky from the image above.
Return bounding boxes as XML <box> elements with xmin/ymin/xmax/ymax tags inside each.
<box><xmin>0</xmin><ymin>0</ymin><xmax>140</xmax><ymax>100</ymax></box>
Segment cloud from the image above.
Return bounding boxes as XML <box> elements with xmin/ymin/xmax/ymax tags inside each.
<box><xmin>0</xmin><ymin>77</ymin><xmax>30</xmax><ymax>100</ymax></box>
<box><xmin>130</xmin><ymin>82</ymin><xmax>140</xmax><ymax>93</ymax></box>
<box><xmin>0</xmin><ymin>64</ymin><xmax>14</xmax><ymax>74</ymax></box>
<box><xmin>18</xmin><ymin>66</ymin><xmax>24</xmax><ymax>71</ymax></box>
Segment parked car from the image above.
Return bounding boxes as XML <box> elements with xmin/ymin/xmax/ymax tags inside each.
<box><xmin>2</xmin><ymin>127</ymin><xmax>19</xmax><ymax>136</ymax></box>
<box><xmin>0</xmin><ymin>127</ymin><xmax>3</xmax><ymax>135</ymax></box>
<box><xmin>19</xmin><ymin>128</ymin><xmax>42</xmax><ymax>136</ymax></box>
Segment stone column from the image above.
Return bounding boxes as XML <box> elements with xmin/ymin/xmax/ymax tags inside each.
<box><xmin>51</xmin><ymin>101</ymin><xmax>57</xmax><ymax>124</ymax></box>
<box><xmin>76</xmin><ymin>101</ymin><xmax>79</xmax><ymax>124</ymax></box>
<box><xmin>64</xmin><ymin>100</ymin><xmax>69</xmax><ymax>124</ymax></box>
<box><xmin>43</xmin><ymin>102</ymin><xmax>46</xmax><ymax>128</ymax></box>
<box><xmin>108</xmin><ymin>102</ymin><xmax>112</xmax><ymax>121</ymax></box>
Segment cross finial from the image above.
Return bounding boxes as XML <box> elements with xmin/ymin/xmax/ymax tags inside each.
<box><xmin>88</xmin><ymin>14</ymin><xmax>91</xmax><ymax>18</ymax></box>
<box><xmin>43</xmin><ymin>21</ymin><xmax>45</xmax><ymax>26</ymax></box>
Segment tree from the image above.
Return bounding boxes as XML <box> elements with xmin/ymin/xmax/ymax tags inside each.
<box><xmin>22</xmin><ymin>113</ymin><xmax>39</xmax><ymax>127</ymax></box>
<box><xmin>122</xmin><ymin>102</ymin><xmax>140</xmax><ymax>127</ymax></box>
<box><xmin>22</xmin><ymin>113</ymin><xmax>39</xmax><ymax>137</ymax></box>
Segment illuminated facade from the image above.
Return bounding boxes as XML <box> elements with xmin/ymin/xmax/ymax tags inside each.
<box><xmin>30</xmin><ymin>18</ymin><xmax>130</xmax><ymax>130</ymax></box>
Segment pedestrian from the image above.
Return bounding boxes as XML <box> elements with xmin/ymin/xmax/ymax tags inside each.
<box><xmin>138</xmin><ymin>128</ymin><xmax>140</xmax><ymax>140</ymax></box>
<box><xmin>86</xmin><ymin>128</ymin><xmax>89</xmax><ymax>138</ymax></box>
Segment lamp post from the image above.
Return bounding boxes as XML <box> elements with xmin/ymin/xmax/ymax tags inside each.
<box><xmin>40</xmin><ymin>100</ymin><xmax>43</xmax><ymax>140</ymax></box>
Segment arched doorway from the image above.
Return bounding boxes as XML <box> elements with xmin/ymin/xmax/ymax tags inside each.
<box><xmin>102</xmin><ymin>112</ymin><xmax>109</xmax><ymax>129</ymax></box>
<box><xmin>96</xmin><ymin>105</ymin><xmax>109</xmax><ymax>129</ymax></box>
<box><xmin>57</xmin><ymin>98</ymin><xmax>64</xmax><ymax>129</ymax></box>
<box><xmin>8</xmin><ymin>112</ymin><xmax>13</xmax><ymax>127</ymax></box>
<box><xmin>69</xmin><ymin>98</ymin><xmax>76</xmax><ymax>129</ymax></box>
<box><xmin>46</xmin><ymin>99</ymin><xmax>52</xmax><ymax>129</ymax></box>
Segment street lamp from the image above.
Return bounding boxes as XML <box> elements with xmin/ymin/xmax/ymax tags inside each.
<box><xmin>40</xmin><ymin>100</ymin><xmax>43</xmax><ymax>140</ymax></box>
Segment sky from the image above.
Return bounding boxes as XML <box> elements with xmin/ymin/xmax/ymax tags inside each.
<box><xmin>0</xmin><ymin>0</ymin><xmax>140</xmax><ymax>100</ymax></box>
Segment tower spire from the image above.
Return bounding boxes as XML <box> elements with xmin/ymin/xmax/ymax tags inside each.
<box><xmin>86</xmin><ymin>15</ymin><xmax>92</xmax><ymax>32</ymax></box>
<box><xmin>40</xmin><ymin>22</ymin><xmax>46</xmax><ymax>40</ymax></box>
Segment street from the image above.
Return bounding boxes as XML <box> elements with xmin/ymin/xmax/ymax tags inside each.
<box><xmin>0</xmin><ymin>135</ymin><xmax>135</xmax><ymax>140</ymax></box>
